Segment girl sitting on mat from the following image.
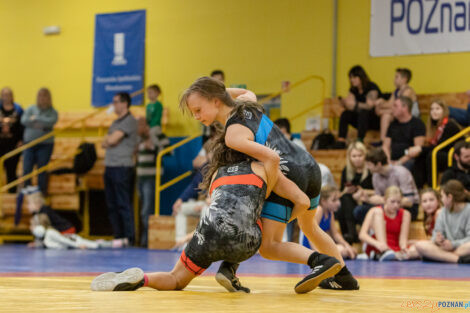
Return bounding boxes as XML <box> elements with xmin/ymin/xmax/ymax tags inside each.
<box><xmin>414</xmin><ymin>180</ymin><xmax>470</xmax><ymax>264</ymax></box>
<box><xmin>359</xmin><ymin>186</ymin><xmax>411</xmax><ymax>261</ymax></box>
<box><xmin>311</xmin><ymin>185</ymin><xmax>357</xmax><ymax>260</ymax></box>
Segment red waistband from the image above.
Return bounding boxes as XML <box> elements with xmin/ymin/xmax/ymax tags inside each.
<box><xmin>210</xmin><ymin>174</ymin><xmax>264</xmax><ymax>196</ymax></box>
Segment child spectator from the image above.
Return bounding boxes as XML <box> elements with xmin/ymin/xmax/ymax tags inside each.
<box><xmin>136</xmin><ymin>117</ymin><xmax>158</xmax><ymax>247</ymax></box>
<box><xmin>313</xmin><ymin>185</ymin><xmax>357</xmax><ymax>259</ymax></box>
<box><xmin>415</xmin><ymin>180</ymin><xmax>470</xmax><ymax>263</ymax></box>
<box><xmin>21</xmin><ymin>88</ymin><xmax>58</xmax><ymax>195</ymax></box>
<box><xmin>335</xmin><ymin>65</ymin><xmax>382</xmax><ymax>148</ymax></box>
<box><xmin>356</xmin><ymin>147</ymin><xmax>419</xmax><ymax>221</ymax></box>
<box><xmin>25</xmin><ymin>186</ymin><xmax>128</xmax><ymax>249</ymax></box>
<box><xmin>376</xmin><ymin>68</ymin><xmax>419</xmax><ymax>143</ymax></box>
<box><xmin>413</xmin><ymin>99</ymin><xmax>461</xmax><ymax>187</ymax></box>
<box><xmin>0</xmin><ymin>87</ymin><xmax>24</xmax><ymax>192</ymax></box>
<box><xmin>403</xmin><ymin>189</ymin><xmax>442</xmax><ymax>260</ymax></box>
<box><xmin>359</xmin><ymin>186</ymin><xmax>411</xmax><ymax>261</ymax></box>
<box><xmin>382</xmin><ymin>96</ymin><xmax>426</xmax><ymax>187</ymax></box>
<box><xmin>337</xmin><ymin>141</ymin><xmax>373</xmax><ymax>243</ymax></box>
<box><xmin>441</xmin><ymin>140</ymin><xmax>470</xmax><ymax>192</ymax></box>
<box><xmin>146</xmin><ymin>84</ymin><xmax>169</xmax><ymax>151</ymax></box>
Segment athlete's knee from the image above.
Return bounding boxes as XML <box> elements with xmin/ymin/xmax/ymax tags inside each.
<box><xmin>259</xmin><ymin>240</ymin><xmax>279</xmax><ymax>260</ymax></box>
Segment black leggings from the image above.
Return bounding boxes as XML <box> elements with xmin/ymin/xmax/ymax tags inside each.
<box><xmin>339</xmin><ymin>108</ymin><xmax>380</xmax><ymax>140</ymax></box>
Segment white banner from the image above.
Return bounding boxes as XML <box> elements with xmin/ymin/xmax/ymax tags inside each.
<box><xmin>370</xmin><ymin>0</ymin><xmax>470</xmax><ymax>57</ymax></box>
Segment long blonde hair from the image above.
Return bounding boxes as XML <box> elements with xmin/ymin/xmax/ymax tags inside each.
<box><xmin>384</xmin><ymin>186</ymin><xmax>402</xmax><ymax>201</ymax></box>
<box><xmin>346</xmin><ymin>141</ymin><xmax>369</xmax><ymax>183</ymax></box>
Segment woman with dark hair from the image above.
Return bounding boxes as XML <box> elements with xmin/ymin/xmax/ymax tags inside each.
<box><xmin>21</xmin><ymin>88</ymin><xmax>58</xmax><ymax>195</ymax></box>
<box><xmin>414</xmin><ymin>180</ymin><xmax>470</xmax><ymax>263</ymax></box>
<box><xmin>335</xmin><ymin>65</ymin><xmax>382</xmax><ymax>148</ymax></box>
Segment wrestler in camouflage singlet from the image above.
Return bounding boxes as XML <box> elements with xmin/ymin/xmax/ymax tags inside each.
<box><xmin>181</xmin><ymin>161</ymin><xmax>266</xmax><ymax>275</ymax></box>
<box><xmin>225</xmin><ymin>108</ymin><xmax>322</xmax><ymax>223</ymax></box>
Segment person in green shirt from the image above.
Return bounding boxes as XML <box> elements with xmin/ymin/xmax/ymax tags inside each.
<box><xmin>146</xmin><ymin>84</ymin><xmax>169</xmax><ymax>150</ymax></box>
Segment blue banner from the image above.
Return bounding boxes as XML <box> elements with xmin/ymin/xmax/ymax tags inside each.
<box><xmin>92</xmin><ymin>10</ymin><xmax>146</xmax><ymax>107</ymax></box>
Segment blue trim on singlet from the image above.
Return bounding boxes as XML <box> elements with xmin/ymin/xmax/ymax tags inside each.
<box><xmin>319</xmin><ymin>211</ymin><xmax>332</xmax><ymax>232</ymax></box>
<box><xmin>255</xmin><ymin>114</ymin><xmax>273</xmax><ymax>145</ymax></box>
<box><xmin>261</xmin><ymin>201</ymin><xmax>292</xmax><ymax>224</ymax></box>
<box><xmin>310</xmin><ymin>195</ymin><xmax>320</xmax><ymax>210</ymax></box>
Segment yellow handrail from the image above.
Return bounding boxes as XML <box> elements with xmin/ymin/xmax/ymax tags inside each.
<box><xmin>432</xmin><ymin>126</ymin><xmax>470</xmax><ymax>189</ymax></box>
<box><xmin>154</xmin><ymin>133</ymin><xmax>201</xmax><ymax>216</ymax></box>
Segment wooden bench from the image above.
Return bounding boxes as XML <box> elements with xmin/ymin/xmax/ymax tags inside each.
<box><xmin>322</xmin><ymin>92</ymin><xmax>468</xmax><ymax>123</ymax></box>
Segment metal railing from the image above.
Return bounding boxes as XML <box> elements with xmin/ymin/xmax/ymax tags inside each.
<box><xmin>154</xmin><ymin>134</ymin><xmax>201</xmax><ymax>216</ymax></box>
<box><xmin>152</xmin><ymin>75</ymin><xmax>325</xmax><ymax>216</ymax></box>
<box><xmin>432</xmin><ymin>126</ymin><xmax>470</xmax><ymax>189</ymax></box>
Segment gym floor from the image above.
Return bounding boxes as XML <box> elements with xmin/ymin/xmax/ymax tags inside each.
<box><xmin>1</xmin><ymin>245</ymin><xmax>469</xmax><ymax>312</ymax></box>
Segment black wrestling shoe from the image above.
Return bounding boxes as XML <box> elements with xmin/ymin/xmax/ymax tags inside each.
<box><xmin>215</xmin><ymin>262</ymin><xmax>250</xmax><ymax>293</ymax></box>
<box><xmin>458</xmin><ymin>254</ymin><xmax>470</xmax><ymax>264</ymax></box>
<box><xmin>91</xmin><ymin>267</ymin><xmax>145</xmax><ymax>291</ymax></box>
<box><xmin>319</xmin><ymin>266</ymin><xmax>360</xmax><ymax>290</ymax></box>
<box><xmin>294</xmin><ymin>252</ymin><xmax>342</xmax><ymax>294</ymax></box>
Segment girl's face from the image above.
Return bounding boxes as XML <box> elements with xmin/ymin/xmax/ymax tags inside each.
<box><xmin>421</xmin><ymin>192</ymin><xmax>439</xmax><ymax>215</ymax></box>
<box><xmin>441</xmin><ymin>191</ymin><xmax>452</xmax><ymax>209</ymax></box>
<box><xmin>430</xmin><ymin>102</ymin><xmax>444</xmax><ymax>121</ymax></box>
<box><xmin>384</xmin><ymin>194</ymin><xmax>401</xmax><ymax>213</ymax></box>
<box><xmin>186</xmin><ymin>93</ymin><xmax>219</xmax><ymax>126</ymax></box>
<box><xmin>350</xmin><ymin>148</ymin><xmax>365</xmax><ymax>169</ymax></box>
<box><xmin>349</xmin><ymin>75</ymin><xmax>361</xmax><ymax>88</ymax></box>
<box><xmin>322</xmin><ymin>192</ymin><xmax>341</xmax><ymax>213</ymax></box>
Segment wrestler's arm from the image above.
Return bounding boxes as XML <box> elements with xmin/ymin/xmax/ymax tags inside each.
<box><xmin>226</xmin><ymin>125</ymin><xmax>309</xmax><ymax>214</ymax></box>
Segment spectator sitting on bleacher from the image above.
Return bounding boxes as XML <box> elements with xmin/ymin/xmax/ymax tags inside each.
<box><xmin>358</xmin><ymin>186</ymin><xmax>411</xmax><ymax>261</ymax></box>
<box><xmin>414</xmin><ymin>99</ymin><xmax>461</xmax><ymax>187</ymax></box>
<box><xmin>103</xmin><ymin>92</ymin><xmax>138</xmax><ymax>245</ymax></box>
<box><xmin>336</xmin><ymin>141</ymin><xmax>373</xmax><ymax>244</ymax></box>
<box><xmin>312</xmin><ymin>185</ymin><xmax>357</xmax><ymax>259</ymax></box>
<box><xmin>21</xmin><ymin>88</ymin><xmax>58</xmax><ymax>195</ymax></box>
<box><xmin>382</xmin><ymin>96</ymin><xmax>426</xmax><ymax>187</ymax></box>
<box><xmin>441</xmin><ymin>140</ymin><xmax>470</xmax><ymax>193</ymax></box>
<box><xmin>335</xmin><ymin>65</ymin><xmax>382</xmax><ymax>148</ymax></box>
<box><xmin>414</xmin><ymin>180</ymin><xmax>470</xmax><ymax>264</ymax></box>
<box><xmin>376</xmin><ymin>68</ymin><xmax>419</xmax><ymax>143</ymax></box>
<box><xmin>355</xmin><ymin>147</ymin><xmax>419</xmax><ymax>221</ymax></box>
<box><xmin>0</xmin><ymin>87</ymin><xmax>24</xmax><ymax>193</ymax></box>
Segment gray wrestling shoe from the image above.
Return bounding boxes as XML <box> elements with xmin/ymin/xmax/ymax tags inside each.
<box><xmin>91</xmin><ymin>267</ymin><xmax>145</xmax><ymax>291</ymax></box>
<box><xmin>215</xmin><ymin>262</ymin><xmax>250</xmax><ymax>293</ymax></box>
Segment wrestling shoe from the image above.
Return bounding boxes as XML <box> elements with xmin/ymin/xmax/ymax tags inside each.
<box><xmin>215</xmin><ymin>262</ymin><xmax>250</xmax><ymax>293</ymax></box>
<box><xmin>319</xmin><ymin>266</ymin><xmax>360</xmax><ymax>290</ymax></box>
<box><xmin>294</xmin><ymin>252</ymin><xmax>342</xmax><ymax>294</ymax></box>
<box><xmin>91</xmin><ymin>267</ymin><xmax>145</xmax><ymax>291</ymax></box>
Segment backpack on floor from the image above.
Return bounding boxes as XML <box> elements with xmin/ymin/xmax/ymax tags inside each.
<box><xmin>311</xmin><ymin>129</ymin><xmax>336</xmax><ymax>150</ymax></box>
